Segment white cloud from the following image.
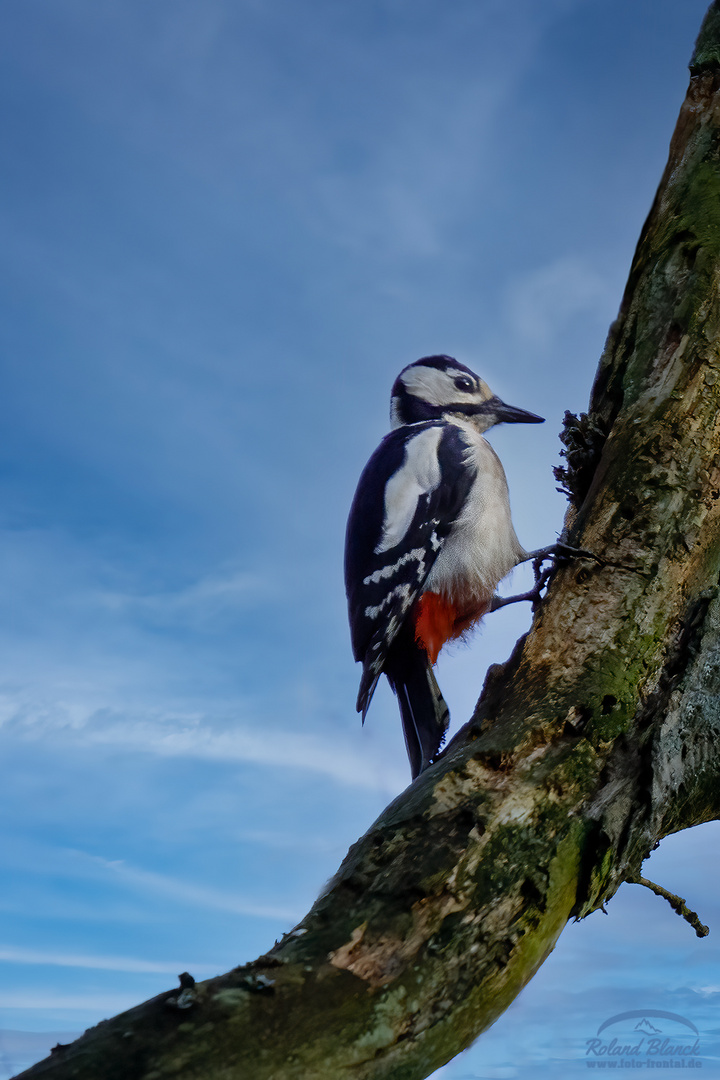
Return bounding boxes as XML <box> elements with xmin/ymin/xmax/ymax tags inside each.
<box><xmin>27</xmin><ymin>0</ymin><xmax>564</xmax><ymax>270</ymax></box>
<box><xmin>95</xmin><ymin>567</ymin><xmax>266</xmax><ymax>627</ymax></box>
<box><xmin>1</xmin><ymin>697</ymin><xmax>406</xmax><ymax>793</ymax></box>
<box><xmin>504</xmin><ymin>256</ymin><xmax>615</xmax><ymax>348</ymax></box>
<box><xmin>84</xmin><ymin>852</ymin><xmax>300</xmax><ymax>922</ymax></box>
<box><xmin>84</xmin><ymin>717</ymin><xmax>405</xmax><ymax>790</ymax></box>
<box><xmin>231</xmin><ymin>827</ymin><xmax>339</xmax><ymax>854</ymax></box>
<box><xmin>0</xmin><ymin>991</ymin><xmax>136</xmax><ymax>1012</ymax></box>
<box><xmin>0</xmin><ymin>945</ymin><xmax>215</xmax><ymax>977</ymax></box>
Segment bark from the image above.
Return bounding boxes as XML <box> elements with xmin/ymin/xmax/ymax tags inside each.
<box><xmin>16</xmin><ymin>5</ymin><xmax>720</xmax><ymax>1079</ymax></box>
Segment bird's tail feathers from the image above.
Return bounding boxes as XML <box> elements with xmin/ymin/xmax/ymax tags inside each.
<box><xmin>356</xmin><ymin>665</ymin><xmax>381</xmax><ymax>723</ymax></box>
<box><xmin>385</xmin><ymin>644</ymin><xmax>449</xmax><ymax>780</ymax></box>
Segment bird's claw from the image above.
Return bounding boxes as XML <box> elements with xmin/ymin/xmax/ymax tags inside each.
<box><xmin>490</xmin><ymin>543</ymin><xmax>599</xmax><ymax>614</ymax></box>
<box><xmin>523</xmin><ymin>541</ymin><xmax>599</xmax><ymax>571</ymax></box>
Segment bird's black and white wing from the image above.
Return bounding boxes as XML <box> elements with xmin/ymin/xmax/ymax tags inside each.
<box><xmin>344</xmin><ymin>420</ymin><xmax>475</xmax><ymax>715</ymax></box>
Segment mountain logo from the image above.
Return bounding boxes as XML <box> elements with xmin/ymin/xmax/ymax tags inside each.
<box><xmin>634</xmin><ymin>1018</ymin><xmax>662</xmax><ymax>1035</ymax></box>
<box><xmin>596</xmin><ymin>1010</ymin><xmax>698</xmax><ymax>1037</ymax></box>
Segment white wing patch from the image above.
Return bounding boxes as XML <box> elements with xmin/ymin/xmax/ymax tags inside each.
<box><xmin>374</xmin><ymin>426</ymin><xmax>443</xmax><ymax>554</ymax></box>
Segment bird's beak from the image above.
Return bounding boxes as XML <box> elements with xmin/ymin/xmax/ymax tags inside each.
<box><xmin>482</xmin><ymin>396</ymin><xmax>545</xmax><ymax>425</ymax></box>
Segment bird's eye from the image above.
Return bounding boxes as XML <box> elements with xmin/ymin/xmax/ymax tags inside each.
<box><xmin>454</xmin><ymin>376</ymin><xmax>474</xmax><ymax>393</ymax></box>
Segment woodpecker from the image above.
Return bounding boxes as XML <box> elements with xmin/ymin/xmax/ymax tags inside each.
<box><xmin>344</xmin><ymin>354</ymin><xmax>544</xmax><ymax>780</ymax></box>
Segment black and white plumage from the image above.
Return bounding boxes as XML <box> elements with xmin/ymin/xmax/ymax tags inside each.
<box><xmin>344</xmin><ymin>355</ymin><xmax>544</xmax><ymax>780</ymax></box>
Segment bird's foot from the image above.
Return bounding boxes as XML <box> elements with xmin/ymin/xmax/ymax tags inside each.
<box><xmin>521</xmin><ymin>541</ymin><xmax>600</xmax><ymax>570</ymax></box>
<box><xmin>490</xmin><ymin>543</ymin><xmax>599</xmax><ymax>614</ymax></box>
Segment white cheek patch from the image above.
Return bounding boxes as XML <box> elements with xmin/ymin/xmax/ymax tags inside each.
<box><xmin>400</xmin><ymin>365</ymin><xmax>492</xmax><ymax>408</ymax></box>
<box><xmin>375</xmin><ymin>426</ymin><xmax>443</xmax><ymax>553</ymax></box>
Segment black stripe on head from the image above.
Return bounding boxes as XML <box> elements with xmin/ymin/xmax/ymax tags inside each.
<box><xmin>410</xmin><ymin>355</ymin><xmax>476</xmax><ymax>377</ymax></box>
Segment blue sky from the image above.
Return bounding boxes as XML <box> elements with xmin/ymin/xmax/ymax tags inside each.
<box><xmin>0</xmin><ymin>0</ymin><xmax>718</xmax><ymax>1076</ymax></box>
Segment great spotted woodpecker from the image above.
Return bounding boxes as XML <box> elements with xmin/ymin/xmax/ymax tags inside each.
<box><xmin>344</xmin><ymin>354</ymin><xmax>544</xmax><ymax>780</ymax></box>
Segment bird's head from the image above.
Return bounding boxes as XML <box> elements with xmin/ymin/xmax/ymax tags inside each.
<box><xmin>390</xmin><ymin>355</ymin><xmax>544</xmax><ymax>433</ymax></box>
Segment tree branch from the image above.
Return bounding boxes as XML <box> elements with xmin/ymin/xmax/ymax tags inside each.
<box><xmin>629</xmin><ymin>876</ymin><xmax>710</xmax><ymax>938</ymax></box>
<box><xmin>16</xmin><ymin>4</ymin><xmax>720</xmax><ymax>1078</ymax></box>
